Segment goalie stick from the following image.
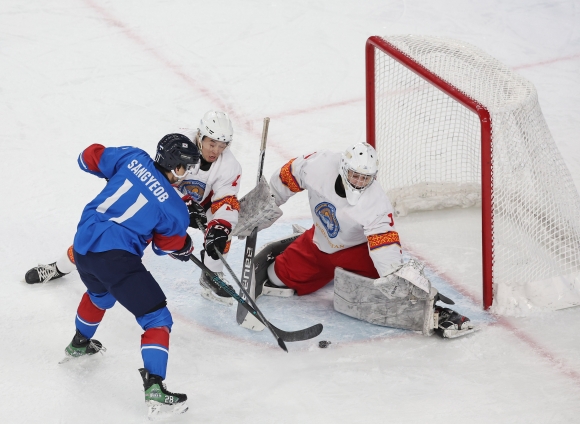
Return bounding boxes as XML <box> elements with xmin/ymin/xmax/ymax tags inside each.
<box><xmin>189</xmin><ymin>253</ymin><xmax>323</xmax><ymax>348</ymax></box>
<box><xmin>236</xmin><ymin>118</ymin><xmax>269</xmax><ymax>330</ymax></box>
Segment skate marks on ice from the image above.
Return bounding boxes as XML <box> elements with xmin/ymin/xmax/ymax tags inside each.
<box><xmin>148</xmin><ymin>221</ymin><xmax>493</xmax><ymax>350</ymax></box>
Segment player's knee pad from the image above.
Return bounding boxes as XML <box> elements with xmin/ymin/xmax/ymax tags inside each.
<box><xmin>333</xmin><ymin>267</ymin><xmax>437</xmax><ymax>336</ymax></box>
<box><xmin>136</xmin><ymin>306</ymin><xmax>173</xmax><ymax>332</ymax></box>
<box><xmin>87</xmin><ymin>290</ymin><xmax>117</xmax><ymax>310</ymax></box>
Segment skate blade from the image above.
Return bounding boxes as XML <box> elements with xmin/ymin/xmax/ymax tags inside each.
<box><xmin>147</xmin><ymin>401</ymin><xmax>188</xmax><ymax>421</ymax></box>
<box><xmin>438</xmin><ymin>326</ymin><xmax>479</xmax><ymax>339</ymax></box>
<box><xmin>262</xmin><ymin>286</ymin><xmax>295</xmax><ymax>298</ymax></box>
<box><xmin>58</xmin><ymin>356</ymin><xmax>73</xmax><ymax>364</ymax></box>
<box><xmin>240</xmin><ymin>314</ymin><xmax>266</xmax><ymax>332</ymax></box>
<box><xmin>200</xmin><ymin>288</ymin><xmax>234</xmax><ymax>306</ymax></box>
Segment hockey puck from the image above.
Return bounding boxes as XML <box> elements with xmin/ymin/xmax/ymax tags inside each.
<box><xmin>318</xmin><ymin>340</ymin><xmax>331</xmax><ymax>348</ymax></box>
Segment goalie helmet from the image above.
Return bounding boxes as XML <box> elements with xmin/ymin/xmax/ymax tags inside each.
<box><xmin>155</xmin><ymin>133</ymin><xmax>200</xmax><ymax>178</ymax></box>
<box><xmin>198</xmin><ymin>110</ymin><xmax>234</xmax><ymax>144</ymax></box>
<box><xmin>339</xmin><ymin>142</ymin><xmax>378</xmax><ymax>205</ymax></box>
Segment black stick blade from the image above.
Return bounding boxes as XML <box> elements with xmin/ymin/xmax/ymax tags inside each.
<box><xmin>273</xmin><ymin>323</ymin><xmax>323</xmax><ymax>342</ymax></box>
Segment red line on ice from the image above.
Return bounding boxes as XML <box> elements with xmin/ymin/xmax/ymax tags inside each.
<box><xmin>408</xmin><ymin>247</ymin><xmax>580</xmax><ymax>386</ymax></box>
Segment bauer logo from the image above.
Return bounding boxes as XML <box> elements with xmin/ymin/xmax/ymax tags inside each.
<box><xmin>315</xmin><ymin>201</ymin><xmax>340</xmax><ymax>238</ymax></box>
<box><xmin>178</xmin><ymin>179</ymin><xmax>206</xmax><ymax>202</ymax></box>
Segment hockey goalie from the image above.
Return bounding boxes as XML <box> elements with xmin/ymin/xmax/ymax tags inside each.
<box><xmin>242</xmin><ymin>142</ymin><xmax>475</xmax><ymax>339</ymax></box>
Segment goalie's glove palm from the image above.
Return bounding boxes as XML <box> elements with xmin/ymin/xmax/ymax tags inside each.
<box><xmin>204</xmin><ymin>220</ymin><xmax>231</xmax><ymax>260</ymax></box>
<box><xmin>169</xmin><ymin>233</ymin><xmax>194</xmax><ymax>262</ymax></box>
<box><xmin>183</xmin><ymin>195</ymin><xmax>207</xmax><ymax>230</ymax></box>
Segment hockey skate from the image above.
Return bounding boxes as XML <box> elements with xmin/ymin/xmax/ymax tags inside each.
<box><xmin>25</xmin><ymin>262</ymin><xmax>68</xmax><ymax>284</ymax></box>
<box><xmin>434</xmin><ymin>306</ymin><xmax>476</xmax><ymax>339</ymax></box>
<box><xmin>60</xmin><ymin>329</ymin><xmax>106</xmax><ymax>364</ymax></box>
<box><xmin>139</xmin><ymin>368</ymin><xmax>188</xmax><ymax>420</ymax></box>
<box><xmin>199</xmin><ymin>271</ymin><xmax>234</xmax><ymax>306</ymax></box>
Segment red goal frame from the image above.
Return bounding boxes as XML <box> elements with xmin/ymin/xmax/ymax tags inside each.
<box><xmin>365</xmin><ymin>36</ymin><xmax>494</xmax><ymax>309</ymax></box>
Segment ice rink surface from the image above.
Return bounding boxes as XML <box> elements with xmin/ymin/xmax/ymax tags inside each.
<box><xmin>1</xmin><ymin>1</ymin><xmax>579</xmax><ymax>423</ymax></box>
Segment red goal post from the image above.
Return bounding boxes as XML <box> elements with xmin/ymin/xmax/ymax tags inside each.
<box><xmin>365</xmin><ymin>35</ymin><xmax>580</xmax><ymax>314</ymax></box>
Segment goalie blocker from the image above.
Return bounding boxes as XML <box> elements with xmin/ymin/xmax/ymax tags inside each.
<box><xmin>334</xmin><ymin>260</ymin><xmax>475</xmax><ymax>338</ymax></box>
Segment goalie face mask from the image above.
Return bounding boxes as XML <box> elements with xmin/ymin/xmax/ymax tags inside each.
<box><xmin>340</xmin><ymin>142</ymin><xmax>379</xmax><ymax>205</ymax></box>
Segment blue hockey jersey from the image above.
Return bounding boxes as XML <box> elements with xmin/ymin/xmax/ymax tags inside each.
<box><xmin>73</xmin><ymin>144</ymin><xmax>189</xmax><ymax>257</ymax></box>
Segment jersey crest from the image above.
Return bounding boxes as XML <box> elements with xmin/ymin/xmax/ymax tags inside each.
<box><xmin>314</xmin><ymin>201</ymin><xmax>340</xmax><ymax>238</ymax></box>
<box><xmin>178</xmin><ymin>179</ymin><xmax>206</xmax><ymax>202</ymax></box>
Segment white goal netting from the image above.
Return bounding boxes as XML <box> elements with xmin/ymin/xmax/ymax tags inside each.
<box><xmin>370</xmin><ymin>35</ymin><xmax>580</xmax><ymax>316</ymax></box>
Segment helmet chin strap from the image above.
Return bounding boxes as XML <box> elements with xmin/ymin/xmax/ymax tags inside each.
<box><xmin>172</xmin><ymin>162</ymin><xmax>200</xmax><ymax>181</ymax></box>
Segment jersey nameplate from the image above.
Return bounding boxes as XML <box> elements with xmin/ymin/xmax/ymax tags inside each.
<box><xmin>127</xmin><ymin>160</ymin><xmax>169</xmax><ymax>202</ymax></box>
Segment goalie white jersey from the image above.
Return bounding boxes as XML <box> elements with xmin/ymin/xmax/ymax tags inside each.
<box><xmin>270</xmin><ymin>150</ymin><xmax>402</xmax><ymax>277</ymax></box>
<box><xmin>174</xmin><ymin>128</ymin><xmax>242</xmax><ymax>228</ymax></box>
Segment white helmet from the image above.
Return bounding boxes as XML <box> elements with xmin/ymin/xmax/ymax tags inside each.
<box><xmin>198</xmin><ymin>110</ymin><xmax>234</xmax><ymax>144</ymax></box>
<box><xmin>339</xmin><ymin>142</ymin><xmax>379</xmax><ymax>205</ymax></box>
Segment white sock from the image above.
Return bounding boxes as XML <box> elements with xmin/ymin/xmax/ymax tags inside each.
<box><xmin>55</xmin><ymin>246</ymin><xmax>76</xmax><ymax>274</ymax></box>
<box><xmin>267</xmin><ymin>262</ymin><xmax>287</xmax><ymax>287</ymax></box>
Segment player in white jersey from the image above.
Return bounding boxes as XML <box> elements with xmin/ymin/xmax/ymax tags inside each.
<box><xmin>24</xmin><ymin>110</ymin><xmax>241</xmax><ymax>306</ymax></box>
<box><xmin>259</xmin><ymin>142</ymin><xmax>475</xmax><ymax>338</ymax></box>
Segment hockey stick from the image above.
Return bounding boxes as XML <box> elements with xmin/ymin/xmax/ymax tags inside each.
<box><xmin>217</xmin><ymin>251</ymin><xmax>323</xmax><ymax>342</ymax></box>
<box><xmin>190</xmin><ymin>253</ymin><xmax>322</xmax><ymax>347</ymax></box>
<box><xmin>236</xmin><ymin>118</ymin><xmax>270</xmax><ymax>329</ymax></box>
<box><xmin>192</xmin><ymin>219</ymin><xmax>322</xmax><ymax>342</ymax></box>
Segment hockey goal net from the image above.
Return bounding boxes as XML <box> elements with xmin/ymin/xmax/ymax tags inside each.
<box><xmin>366</xmin><ymin>35</ymin><xmax>580</xmax><ymax>315</ymax></box>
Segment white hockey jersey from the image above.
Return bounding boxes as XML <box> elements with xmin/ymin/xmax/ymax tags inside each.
<box><xmin>174</xmin><ymin>128</ymin><xmax>242</xmax><ymax>230</ymax></box>
<box><xmin>270</xmin><ymin>150</ymin><xmax>402</xmax><ymax>277</ymax></box>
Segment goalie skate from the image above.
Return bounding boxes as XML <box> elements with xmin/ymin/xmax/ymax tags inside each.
<box><xmin>199</xmin><ymin>271</ymin><xmax>234</xmax><ymax>306</ymax></box>
<box><xmin>139</xmin><ymin>368</ymin><xmax>188</xmax><ymax>421</ymax></box>
<box><xmin>434</xmin><ymin>306</ymin><xmax>476</xmax><ymax>339</ymax></box>
<box><xmin>262</xmin><ymin>280</ymin><xmax>295</xmax><ymax>297</ymax></box>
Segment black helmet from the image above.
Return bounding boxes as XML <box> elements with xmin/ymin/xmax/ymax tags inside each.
<box><xmin>155</xmin><ymin>133</ymin><xmax>200</xmax><ymax>172</ymax></box>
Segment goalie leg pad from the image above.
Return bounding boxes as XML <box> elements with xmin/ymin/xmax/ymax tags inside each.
<box><xmin>333</xmin><ymin>267</ymin><xmax>437</xmax><ymax>335</ymax></box>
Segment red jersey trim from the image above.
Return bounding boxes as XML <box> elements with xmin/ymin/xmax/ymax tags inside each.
<box><xmin>367</xmin><ymin>231</ymin><xmax>401</xmax><ymax>250</ymax></box>
<box><xmin>82</xmin><ymin>144</ymin><xmax>105</xmax><ymax>173</ymax></box>
<box><xmin>210</xmin><ymin>195</ymin><xmax>240</xmax><ymax>214</ymax></box>
<box><xmin>152</xmin><ymin>232</ymin><xmax>187</xmax><ymax>252</ymax></box>
<box><xmin>280</xmin><ymin>158</ymin><xmax>303</xmax><ymax>193</ymax></box>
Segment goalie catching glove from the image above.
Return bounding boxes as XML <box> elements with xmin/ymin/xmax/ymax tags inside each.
<box><xmin>204</xmin><ymin>220</ymin><xmax>231</xmax><ymax>260</ymax></box>
<box><xmin>183</xmin><ymin>195</ymin><xmax>207</xmax><ymax>230</ymax></box>
<box><xmin>169</xmin><ymin>233</ymin><xmax>194</xmax><ymax>262</ymax></box>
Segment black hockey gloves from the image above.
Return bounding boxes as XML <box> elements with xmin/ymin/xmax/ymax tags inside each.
<box><xmin>170</xmin><ymin>233</ymin><xmax>194</xmax><ymax>262</ymax></box>
<box><xmin>183</xmin><ymin>195</ymin><xmax>207</xmax><ymax>230</ymax></box>
<box><xmin>204</xmin><ymin>220</ymin><xmax>231</xmax><ymax>260</ymax></box>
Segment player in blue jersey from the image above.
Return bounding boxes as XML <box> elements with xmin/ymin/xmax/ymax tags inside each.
<box><xmin>62</xmin><ymin>134</ymin><xmax>198</xmax><ymax>418</ymax></box>
<box><xmin>24</xmin><ymin>111</ymin><xmax>242</xmax><ymax>307</ymax></box>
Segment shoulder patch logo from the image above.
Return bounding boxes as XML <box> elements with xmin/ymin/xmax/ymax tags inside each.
<box><xmin>178</xmin><ymin>180</ymin><xmax>206</xmax><ymax>202</ymax></box>
<box><xmin>314</xmin><ymin>201</ymin><xmax>340</xmax><ymax>238</ymax></box>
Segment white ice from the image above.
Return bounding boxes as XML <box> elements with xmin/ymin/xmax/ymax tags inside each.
<box><xmin>2</xmin><ymin>1</ymin><xmax>580</xmax><ymax>423</ymax></box>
